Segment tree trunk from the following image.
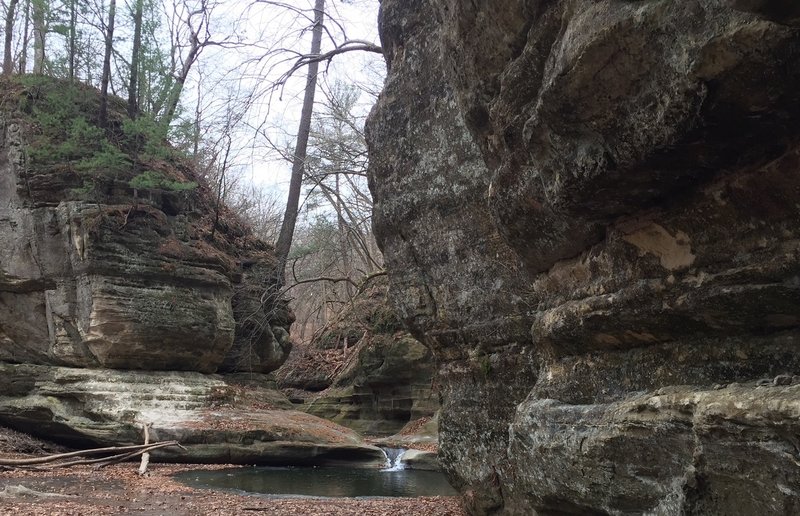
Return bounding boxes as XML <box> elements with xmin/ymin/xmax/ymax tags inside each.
<box><xmin>127</xmin><ymin>0</ymin><xmax>143</xmax><ymax>118</ymax></box>
<box><xmin>3</xmin><ymin>0</ymin><xmax>19</xmax><ymax>75</ymax></box>
<box><xmin>273</xmin><ymin>0</ymin><xmax>325</xmax><ymax>285</ymax></box>
<box><xmin>18</xmin><ymin>0</ymin><xmax>29</xmax><ymax>73</ymax></box>
<box><xmin>99</xmin><ymin>0</ymin><xmax>117</xmax><ymax>126</ymax></box>
<box><xmin>31</xmin><ymin>0</ymin><xmax>45</xmax><ymax>74</ymax></box>
<box><xmin>68</xmin><ymin>0</ymin><xmax>76</xmax><ymax>80</ymax></box>
<box><xmin>335</xmin><ymin>172</ymin><xmax>355</xmax><ymax>299</ymax></box>
<box><xmin>137</xmin><ymin>422</ymin><xmax>151</xmax><ymax>476</ymax></box>
<box><xmin>159</xmin><ymin>38</ymin><xmax>200</xmax><ymax>129</ymax></box>
<box><xmin>211</xmin><ymin>136</ymin><xmax>232</xmax><ymax>241</ymax></box>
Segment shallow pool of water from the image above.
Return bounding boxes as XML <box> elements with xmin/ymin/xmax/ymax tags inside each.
<box><xmin>175</xmin><ymin>466</ymin><xmax>458</xmax><ymax>498</ymax></box>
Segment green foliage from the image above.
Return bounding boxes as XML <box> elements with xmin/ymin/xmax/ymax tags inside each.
<box><xmin>129</xmin><ymin>170</ymin><xmax>197</xmax><ymax>192</ymax></box>
<box><xmin>67</xmin><ymin>117</ymin><xmax>104</xmax><ymax>152</ymax></box>
<box><xmin>18</xmin><ymin>75</ymin><xmax>92</xmax><ymax>140</ymax></box>
<box><xmin>122</xmin><ymin>115</ymin><xmax>173</xmax><ymax>162</ymax></box>
<box><xmin>73</xmin><ymin>140</ymin><xmax>130</xmax><ymax>174</ymax></box>
<box><xmin>18</xmin><ymin>76</ymin><xmax>187</xmax><ymax>190</ymax></box>
<box><xmin>168</xmin><ymin>115</ymin><xmax>199</xmax><ymax>155</ymax></box>
<box><xmin>480</xmin><ymin>356</ymin><xmax>492</xmax><ymax>378</ymax></box>
<box><xmin>20</xmin><ymin>76</ymin><xmax>130</xmax><ymax>176</ymax></box>
<box><xmin>50</xmin><ymin>24</ymin><xmax>71</xmax><ymax>38</ymax></box>
<box><xmin>288</xmin><ymin>216</ymin><xmax>337</xmax><ymax>260</ymax></box>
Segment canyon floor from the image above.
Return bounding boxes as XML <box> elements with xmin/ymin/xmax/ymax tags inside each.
<box><xmin>0</xmin><ymin>462</ymin><xmax>465</xmax><ymax>515</ymax></box>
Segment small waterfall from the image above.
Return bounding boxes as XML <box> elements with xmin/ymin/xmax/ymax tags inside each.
<box><xmin>380</xmin><ymin>447</ymin><xmax>407</xmax><ymax>471</ymax></box>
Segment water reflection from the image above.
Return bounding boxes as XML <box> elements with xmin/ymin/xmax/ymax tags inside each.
<box><xmin>175</xmin><ymin>467</ymin><xmax>458</xmax><ymax>498</ymax></box>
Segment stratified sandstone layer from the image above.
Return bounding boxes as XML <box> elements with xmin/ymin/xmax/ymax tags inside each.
<box><xmin>288</xmin><ymin>282</ymin><xmax>439</xmax><ymax>436</ymax></box>
<box><xmin>0</xmin><ymin>79</ymin><xmax>340</xmax><ymax>463</ymax></box>
<box><xmin>367</xmin><ymin>1</ymin><xmax>800</xmax><ymax>513</ymax></box>
<box><xmin>0</xmin><ymin>81</ymin><xmax>291</xmax><ymax>374</ymax></box>
<box><xmin>0</xmin><ymin>363</ymin><xmax>386</xmax><ymax>466</ymax></box>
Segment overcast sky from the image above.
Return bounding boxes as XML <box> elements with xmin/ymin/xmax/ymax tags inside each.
<box><xmin>185</xmin><ymin>0</ymin><xmax>384</xmax><ymax>194</ymax></box>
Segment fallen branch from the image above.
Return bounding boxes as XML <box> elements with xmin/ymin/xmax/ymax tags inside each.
<box><xmin>0</xmin><ymin>441</ymin><xmax>181</xmax><ymax>468</ymax></box>
<box><xmin>0</xmin><ymin>485</ymin><xmax>76</xmax><ymax>499</ymax></box>
<box><xmin>138</xmin><ymin>422</ymin><xmax>152</xmax><ymax>476</ymax></box>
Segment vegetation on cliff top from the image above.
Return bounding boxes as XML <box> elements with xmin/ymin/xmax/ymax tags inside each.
<box><xmin>5</xmin><ymin>75</ymin><xmax>197</xmax><ymax>198</ymax></box>
<box><xmin>0</xmin><ymin>73</ymin><xmax>282</xmax><ymax>285</ymax></box>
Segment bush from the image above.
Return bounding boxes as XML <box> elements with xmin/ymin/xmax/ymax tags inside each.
<box><xmin>18</xmin><ymin>76</ymin><xmax>182</xmax><ymax>186</ymax></box>
<box><xmin>74</xmin><ymin>139</ymin><xmax>131</xmax><ymax>174</ymax></box>
<box><xmin>122</xmin><ymin>115</ymin><xmax>176</xmax><ymax>162</ymax></box>
<box><xmin>129</xmin><ymin>170</ymin><xmax>197</xmax><ymax>191</ymax></box>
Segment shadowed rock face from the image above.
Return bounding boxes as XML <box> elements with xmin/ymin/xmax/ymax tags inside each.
<box><xmin>367</xmin><ymin>0</ymin><xmax>800</xmax><ymax>513</ymax></box>
<box><xmin>0</xmin><ymin>102</ymin><xmax>291</xmax><ymax>374</ymax></box>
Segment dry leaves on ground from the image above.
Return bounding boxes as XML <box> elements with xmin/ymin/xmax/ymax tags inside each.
<box><xmin>1</xmin><ymin>462</ymin><xmax>466</xmax><ymax>515</ymax></box>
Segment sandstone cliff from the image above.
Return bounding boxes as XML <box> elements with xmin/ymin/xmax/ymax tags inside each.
<box><xmin>0</xmin><ymin>77</ymin><xmax>291</xmax><ymax>374</ymax></box>
<box><xmin>0</xmin><ymin>77</ymin><xmax>386</xmax><ymax>466</ymax></box>
<box><xmin>367</xmin><ymin>1</ymin><xmax>800</xmax><ymax>513</ymax></box>
<box><xmin>279</xmin><ymin>281</ymin><xmax>439</xmax><ymax>437</ymax></box>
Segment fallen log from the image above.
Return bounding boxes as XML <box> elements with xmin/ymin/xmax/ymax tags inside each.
<box><xmin>0</xmin><ymin>485</ymin><xmax>76</xmax><ymax>499</ymax></box>
<box><xmin>0</xmin><ymin>440</ymin><xmax>182</xmax><ymax>469</ymax></box>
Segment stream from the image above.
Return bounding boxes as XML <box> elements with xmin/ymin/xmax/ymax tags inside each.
<box><xmin>175</xmin><ymin>446</ymin><xmax>457</xmax><ymax>498</ymax></box>
<box><xmin>174</xmin><ymin>466</ymin><xmax>458</xmax><ymax>498</ymax></box>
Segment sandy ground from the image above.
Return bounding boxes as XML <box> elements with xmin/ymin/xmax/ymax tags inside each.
<box><xmin>0</xmin><ymin>463</ymin><xmax>466</xmax><ymax>515</ymax></box>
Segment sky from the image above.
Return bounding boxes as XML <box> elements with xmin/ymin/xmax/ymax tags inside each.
<box><xmin>184</xmin><ymin>0</ymin><xmax>385</xmax><ymax>195</ymax></box>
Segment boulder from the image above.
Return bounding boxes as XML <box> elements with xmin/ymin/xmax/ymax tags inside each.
<box><xmin>400</xmin><ymin>449</ymin><xmax>440</xmax><ymax>472</ymax></box>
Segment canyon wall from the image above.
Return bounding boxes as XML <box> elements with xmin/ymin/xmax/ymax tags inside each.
<box><xmin>0</xmin><ymin>79</ymin><xmax>386</xmax><ymax>466</ymax></box>
<box><xmin>367</xmin><ymin>0</ymin><xmax>800</xmax><ymax>513</ymax></box>
<box><xmin>0</xmin><ymin>82</ymin><xmax>291</xmax><ymax>374</ymax></box>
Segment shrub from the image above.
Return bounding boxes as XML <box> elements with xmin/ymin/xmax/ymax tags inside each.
<box><xmin>129</xmin><ymin>170</ymin><xmax>197</xmax><ymax>192</ymax></box>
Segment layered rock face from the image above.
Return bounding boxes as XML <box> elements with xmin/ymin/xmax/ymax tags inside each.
<box><xmin>0</xmin><ymin>79</ymin><xmax>367</xmax><ymax>463</ymax></box>
<box><xmin>0</xmin><ymin>85</ymin><xmax>291</xmax><ymax>374</ymax></box>
<box><xmin>0</xmin><ymin>363</ymin><xmax>385</xmax><ymax>466</ymax></box>
<box><xmin>281</xmin><ymin>283</ymin><xmax>439</xmax><ymax>436</ymax></box>
<box><xmin>305</xmin><ymin>333</ymin><xmax>439</xmax><ymax>436</ymax></box>
<box><xmin>368</xmin><ymin>1</ymin><xmax>800</xmax><ymax>513</ymax></box>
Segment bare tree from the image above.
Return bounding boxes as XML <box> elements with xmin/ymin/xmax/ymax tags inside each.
<box><xmin>158</xmin><ymin>0</ymin><xmax>215</xmax><ymax>127</ymax></box>
<box><xmin>281</xmin><ymin>78</ymin><xmax>384</xmax><ymax>341</ymax></box>
<box><xmin>210</xmin><ymin>133</ymin><xmax>232</xmax><ymax>240</ymax></box>
<box><xmin>98</xmin><ymin>0</ymin><xmax>117</xmax><ymax>125</ymax></box>
<box><xmin>305</xmin><ymin>81</ymin><xmax>381</xmax><ymax>272</ymax></box>
<box><xmin>273</xmin><ymin>0</ymin><xmax>324</xmax><ymax>285</ymax></box>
